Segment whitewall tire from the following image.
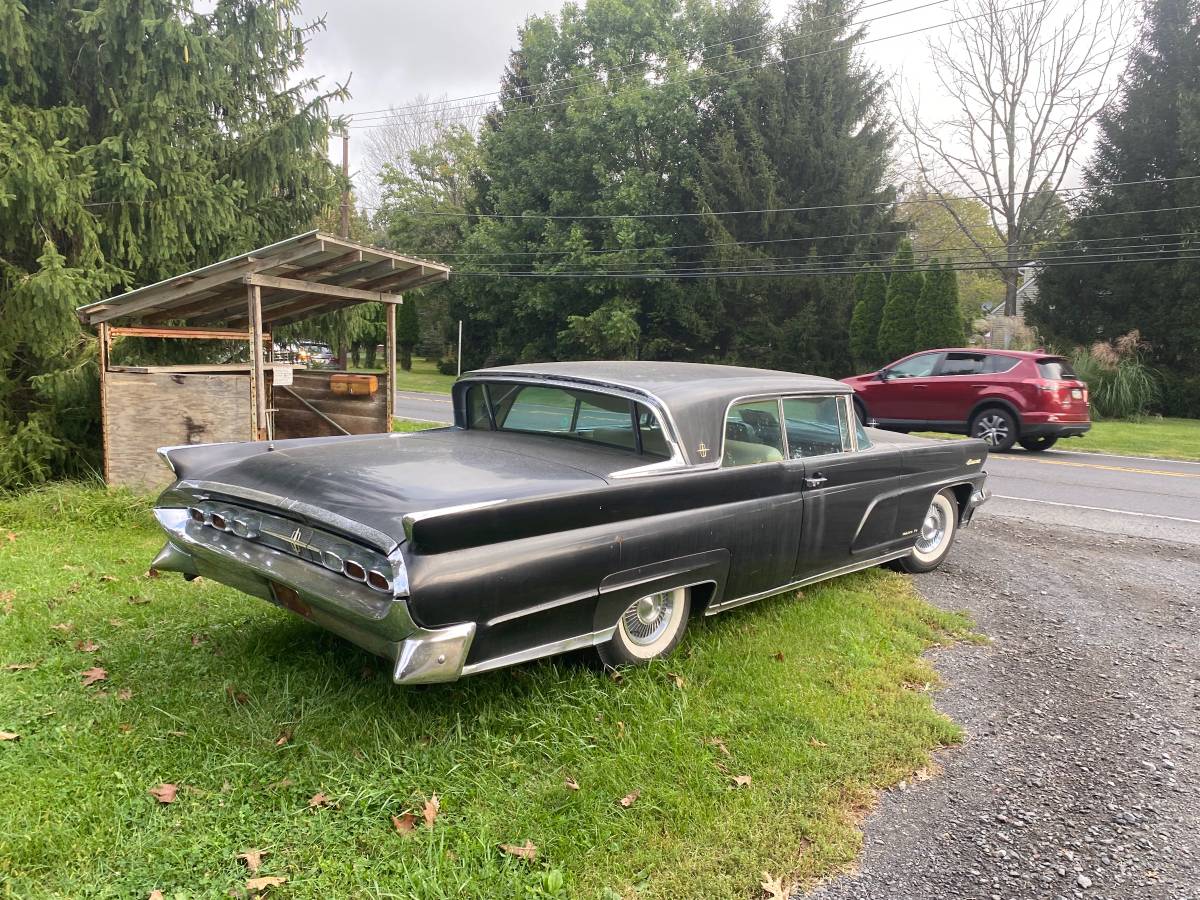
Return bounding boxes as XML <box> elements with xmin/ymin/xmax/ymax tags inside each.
<box><xmin>598</xmin><ymin>586</ymin><xmax>691</xmax><ymax>668</ymax></box>
<box><xmin>899</xmin><ymin>489</ymin><xmax>958</xmax><ymax>573</ymax></box>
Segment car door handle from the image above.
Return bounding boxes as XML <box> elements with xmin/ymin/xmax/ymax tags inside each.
<box><xmin>803</xmin><ymin>474</ymin><xmax>828</xmax><ymax>488</ymax></box>
<box><xmin>911</xmin><ymin>384</ymin><xmax>927</xmax><ymax>389</ymax></box>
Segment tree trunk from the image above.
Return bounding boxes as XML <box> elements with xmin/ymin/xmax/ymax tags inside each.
<box><xmin>1003</xmin><ymin>272</ymin><xmax>1019</xmax><ymax>317</ymax></box>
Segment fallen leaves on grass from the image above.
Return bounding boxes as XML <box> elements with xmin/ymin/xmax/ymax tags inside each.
<box><xmin>0</xmin><ymin>731</ymin><xmax>19</xmax><ymax>741</ymax></box>
<box><xmin>618</xmin><ymin>790</ymin><xmax>640</xmax><ymax>808</ymax></box>
<box><xmin>265</xmin><ymin>778</ymin><xmax>294</xmax><ymax>791</ymax></box>
<box><xmin>706</xmin><ymin>737</ymin><xmax>731</xmax><ymax>757</ymax></box>
<box><xmin>149</xmin><ymin>890</ymin><xmax>164</xmax><ymax>900</ymax></box>
<box><xmin>498</xmin><ymin>840</ymin><xmax>538</xmax><ymax>861</ymax></box>
<box><xmin>116</xmin><ymin>688</ymin><xmax>132</xmax><ymax>701</ymax></box>
<box><xmin>148</xmin><ymin>783</ymin><xmax>178</xmax><ymax>804</ymax></box>
<box><xmin>2</xmin><ymin>662</ymin><xmax>35</xmax><ymax>672</ymax></box>
<box><xmin>607</xmin><ymin>668</ymin><xmax>623</xmax><ymax>683</ymax></box>
<box><xmin>616</xmin><ymin>720</ymin><xmax>625</xmax><ymax>739</ymax></box>
<box><xmin>237</xmin><ymin>849</ymin><xmax>267</xmax><ymax>873</ymax></box>
<box><xmin>74</xmin><ymin>639</ymin><xmax>99</xmax><ymax>652</ymax></box>
<box><xmin>145</xmin><ymin>567</ymin><xmax>160</xmax><ymax>579</ymax></box>
<box><xmin>81</xmin><ymin>667</ymin><xmax>108</xmax><ymax>687</ymax></box>
<box><xmin>245</xmin><ymin>875</ymin><xmax>287</xmax><ymax>893</ymax></box>
<box><xmin>51</xmin><ymin>622</ymin><xmax>74</xmax><ymax>633</ymax></box>
<box><xmin>118</xmin><ymin>723</ymin><xmax>133</xmax><ymax>734</ymax></box>
<box><xmin>0</xmin><ymin>590</ymin><xmax>13</xmax><ymax>614</ymax></box>
<box><xmin>225</xmin><ymin>685</ymin><xmax>249</xmax><ymax>705</ymax></box>
<box><xmin>667</xmin><ymin>672</ymin><xmax>685</xmax><ymax>689</ymax></box>
<box><xmin>190</xmin><ymin>633</ymin><xmax>206</xmax><ymax>647</ymax></box>
<box><xmin>422</xmin><ymin>794</ymin><xmax>440</xmax><ymax>827</ymax></box>
<box><xmin>307</xmin><ymin>792</ymin><xmax>333</xmax><ymax>809</ymax></box>
<box><xmin>773</xmin><ymin>651</ymin><xmax>785</xmax><ymax>662</ymax></box>
<box><xmin>564</xmin><ymin>776</ymin><xmax>580</xmax><ymax>791</ymax></box>
<box><xmin>808</xmin><ymin>738</ymin><xmax>828</xmax><ymax>749</ymax></box>
<box><xmin>760</xmin><ymin>871</ymin><xmax>789</xmax><ymax>899</ymax></box>
<box><xmin>274</xmin><ymin>729</ymin><xmax>292</xmax><ymax>747</ymax></box>
<box><xmin>127</xmin><ymin>595</ymin><xmax>150</xmax><ymax>605</ymax></box>
<box><xmin>391</xmin><ymin>812</ymin><xmax>417</xmax><ymax>834</ymax></box>
<box><xmin>732</xmin><ymin>774</ymin><xmax>753</xmax><ymax>788</ymax></box>
<box><xmin>98</xmin><ymin>574</ymin><xmax>117</xmax><ymax>583</ymax></box>
<box><xmin>5</xmin><ymin>531</ymin><xmax>16</xmax><ymax>542</ymax></box>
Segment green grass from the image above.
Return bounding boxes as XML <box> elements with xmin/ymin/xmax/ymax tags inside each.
<box><xmin>917</xmin><ymin>415</ymin><xmax>1200</xmax><ymax>461</ymax></box>
<box><xmin>352</xmin><ymin>357</ymin><xmax>456</xmax><ymax>395</ymax></box>
<box><xmin>0</xmin><ymin>485</ymin><xmax>973</xmax><ymax>899</ymax></box>
<box><xmin>391</xmin><ymin>418</ymin><xmax>444</xmax><ymax>433</ymax></box>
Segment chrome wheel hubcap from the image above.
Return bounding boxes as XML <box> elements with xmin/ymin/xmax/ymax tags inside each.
<box><xmin>622</xmin><ymin>591</ymin><xmax>674</xmax><ymax>646</ymax></box>
<box><xmin>974</xmin><ymin>414</ymin><xmax>1009</xmax><ymax>446</ymax></box>
<box><xmin>915</xmin><ymin>502</ymin><xmax>948</xmax><ymax>555</ymax></box>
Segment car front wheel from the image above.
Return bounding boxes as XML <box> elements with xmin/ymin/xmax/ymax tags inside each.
<box><xmin>598</xmin><ymin>586</ymin><xmax>690</xmax><ymax>668</ymax></box>
<box><xmin>1018</xmin><ymin>435</ymin><xmax>1057</xmax><ymax>452</ymax></box>
<box><xmin>898</xmin><ymin>489</ymin><xmax>959</xmax><ymax>573</ymax></box>
<box><xmin>970</xmin><ymin>408</ymin><xmax>1018</xmax><ymax>452</ymax></box>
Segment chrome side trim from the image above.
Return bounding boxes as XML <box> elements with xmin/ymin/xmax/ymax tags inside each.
<box><xmin>460</xmin><ymin>626</ymin><xmax>617</xmax><ymax>677</ymax></box>
<box><xmin>704</xmin><ymin>549</ymin><xmax>910</xmax><ymax>616</ymax></box>
<box><xmin>401</xmin><ymin>499</ymin><xmax>509</xmax><ymax>543</ymax></box>
<box><xmin>485</xmin><ymin>589</ymin><xmax>596</xmax><ymax>627</ymax></box>
<box><xmin>392</xmin><ymin>621</ymin><xmax>476</xmax><ymax>685</ymax></box>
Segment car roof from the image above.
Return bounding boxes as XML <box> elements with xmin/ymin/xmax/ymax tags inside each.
<box><xmin>463</xmin><ymin>361</ymin><xmax>847</xmax><ymax>403</ymax></box>
<box><xmin>919</xmin><ymin>348</ymin><xmax>1060</xmax><ymax>359</ymax></box>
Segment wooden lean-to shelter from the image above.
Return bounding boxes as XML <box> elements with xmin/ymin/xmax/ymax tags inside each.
<box><xmin>75</xmin><ymin>230</ymin><xmax>451</xmax><ymax>492</ymax></box>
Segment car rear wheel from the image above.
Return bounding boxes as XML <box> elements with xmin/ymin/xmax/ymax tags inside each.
<box><xmin>970</xmin><ymin>408</ymin><xmax>1018</xmax><ymax>452</ymax></box>
<box><xmin>598</xmin><ymin>586</ymin><xmax>690</xmax><ymax>668</ymax></box>
<box><xmin>898</xmin><ymin>489</ymin><xmax>959</xmax><ymax>573</ymax></box>
<box><xmin>1018</xmin><ymin>435</ymin><xmax>1057</xmax><ymax>452</ymax></box>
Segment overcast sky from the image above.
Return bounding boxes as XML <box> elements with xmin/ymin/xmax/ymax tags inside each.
<box><xmin>300</xmin><ymin>0</ymin><xmax>955</xmax><ymax>191</ymax></box>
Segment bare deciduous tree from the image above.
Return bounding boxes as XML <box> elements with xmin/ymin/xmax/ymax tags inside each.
<box><xmin>355</xmin><ymin>94</ymin><xmax>488</xmax><ymax>209</ymax></box>
<box><xmin>899</xmin><ymin>0</ymin><xmax>1129</xmax><ymax>314</ymax></box>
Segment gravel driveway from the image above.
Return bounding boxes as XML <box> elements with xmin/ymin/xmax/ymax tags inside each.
<box><xmin>807</xmin><ymin>515</ymin><xmax>1200</xmax><ymax>900</ymax></box>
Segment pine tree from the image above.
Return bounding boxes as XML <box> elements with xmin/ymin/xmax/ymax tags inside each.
<box><xmin>877</xmin><ymin>241</ymin><xmax>924</xmax><ymax>361</ymax></box>
<box><xmin>1029</xmin><ymin>0</ymin><xmax>1200</xmax><ymax>413</ymax></box>
<box><xmin>0</xmin><ymin>0</ymin><xmax>343</xmax><ymax>487</ymax></box>
<box><xmin>916</xmin><ymin>263</ymin><xmax>965</xmax><ymax>349</ymax></box>
<box><xmin>396</xmin><ymin>296</ymin><xmax>420</xmax><ymax>372</ymax></box>
<box><xmin>849</xmin><ymin>267</ymin><xmax>888</xmax><ymax>368</ymax></box>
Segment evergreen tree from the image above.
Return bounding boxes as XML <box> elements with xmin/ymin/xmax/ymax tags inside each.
<box><xmin>916</xmin><ymin>263</ymin><xmax>965</xmax><ymax>349</ymax></box>
<box><xmin>849</xmin><ymin>267</ymin><xmax>888</xmax><ymax>368</ymax></box>
<box><xmin>0</xmin><ymin>0</ymin><xmax>343</xmax><ymax>486</ymax></box>
<box><xmin>876</xmin><ymin>241</ymin><xmax>924</xmax><ymax>361</ymax></box>
<box><xmin>396</xmin><ymin>295</ymin><xmax>420</xmax><ymax>371</ymax></box>
<box><xmin>1029</xmin><ymin>0</ymin><xmax>1200</xmax><ymax>412</ymax></box>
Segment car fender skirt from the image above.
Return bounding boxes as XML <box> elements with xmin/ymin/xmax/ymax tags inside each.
<box><xmin>151</xmin><ymin>508</ymin><xmax>475</xmax><ymax>685</ymax></box>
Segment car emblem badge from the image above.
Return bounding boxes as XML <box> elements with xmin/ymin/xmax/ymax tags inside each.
<box><xmin>697</xmin><ymin>442</ymin><xmax>709</xmax><ymax>458</ymax></box>
<box><xmin>287</xmin><ymin>527</ymin><xmax>305</xmax><ymax>554</ymax></box>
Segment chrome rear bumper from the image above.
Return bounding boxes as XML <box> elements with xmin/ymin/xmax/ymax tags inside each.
<box><xmin>152</xmin><ymin>508</ymin><xmax>474</xmax><ymax>684</ymax></box>
<box><xmin>961</xmin><ymin>484</ymin><xmax>990</xmax><ymax>524</ymax></box>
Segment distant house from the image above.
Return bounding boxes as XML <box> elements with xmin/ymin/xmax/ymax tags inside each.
<box><xmin>983</xmin><ymin>263</ymin><xmax>1040</xmax><ymax>349</ymax></box>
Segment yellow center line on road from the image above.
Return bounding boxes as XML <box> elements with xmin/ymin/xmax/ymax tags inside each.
<box><xmin>989</xmin><ymin>456</ymin><xmax>1200</xmax><ymax>479</ymax></box>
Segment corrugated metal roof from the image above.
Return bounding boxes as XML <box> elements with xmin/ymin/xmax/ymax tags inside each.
<box><xmin>75</xmin><ymin>230</ymin><xmax>451</xmax><ymax>327</ymax></box>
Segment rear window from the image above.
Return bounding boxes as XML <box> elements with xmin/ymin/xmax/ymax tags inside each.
<box><xmin>1036</xmin><ymin>358</ymin><xmax>1078</xmax><ymax>380</ymax></box>
<box><xmin>470</xmin><ymin>382</ymin><xmax>669</xmax><ymax>458</ymax></box>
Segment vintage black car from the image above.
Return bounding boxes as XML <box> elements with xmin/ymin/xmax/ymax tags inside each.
<box><xmin>151</xmin><ymin>362</ymin><xmax>989</xmax><ymax>683</ymax></box>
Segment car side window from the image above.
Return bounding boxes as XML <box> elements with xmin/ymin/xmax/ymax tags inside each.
<box><xmin>724</xmin><ymin>399</ymin><xmax>785</xmax><ymax>467</ymax></box>
<box><xmin>887</xmin><ymin>353</ymin><xmax>940</xmax><ymax>378</ymax></box>
<box><xmin>465</xmin><ymin>384</ymin><xmax>490</xmax><ymax>429</ymax></box>
<box><xmin>782</xmin><ymin>396</ymin><xmax>849</xmax><ymax>458</ymax></box>
<box><xmin>938</xmin><ymin>353</ymin><xmax>987</xmax><ymax>376</ymax></box>
<box><xmin>984</xmin><ymin>354</ymin><xmax>1020</xmax><ymax>374</ymax></box>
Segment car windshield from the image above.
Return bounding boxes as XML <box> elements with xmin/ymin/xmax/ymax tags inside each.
<box><xmin>466</xmin><ymin>382</ymin><xmax>670</xmax><ymax>458</ymax></box>
<box><xmin>1036</xmin><ymin>358</ymin><xmax>1078</xmax><ymax>380</ymax></box>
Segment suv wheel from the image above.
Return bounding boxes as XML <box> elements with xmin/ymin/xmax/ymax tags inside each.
<box><xmin>970</xmin><ymin>408</ymin><xmax>1018</xmax><ymax>452</ymax></box>
<box><xmin>1018</xmin><ymin>435</ymin><xmax>1057</xmax><ymax>452</ymax></box>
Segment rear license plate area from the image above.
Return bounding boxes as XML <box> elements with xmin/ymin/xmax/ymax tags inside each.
<box><xmin>270</xmin><ymin>582</ymin><xmax>312</xmax><ymax>619</ymax></box>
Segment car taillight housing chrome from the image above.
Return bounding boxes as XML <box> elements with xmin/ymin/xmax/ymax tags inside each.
<box><xmin>185</xmin><ymin>501</ymin><xmax>404</xmax><ymax>596</ymax></box>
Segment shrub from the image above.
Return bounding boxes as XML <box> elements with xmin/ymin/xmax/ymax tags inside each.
<box><xmin>1158</xmin><ymin>372</ymin><xmax>1200</xmax><ymax>419</ymax></box>
<box><xmin>1070</xmin><ymin>330</ymin><xmax>1161</xmax><ymax>420</ymax></box>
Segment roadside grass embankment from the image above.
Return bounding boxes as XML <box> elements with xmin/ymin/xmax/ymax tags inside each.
<box><xmin>353</xmin><ymin>356</ymin><xmax>456</xmax><ymax>395</ymax></box>
<box><xmin>0</xmin><ymin>484</ymin><xmax>973</xmax><ymax>899</ymax></box>
<box><xmin>919</xmin><ymin>416</ymin><xmax>1200</xmax><ymax>461</ymax></box>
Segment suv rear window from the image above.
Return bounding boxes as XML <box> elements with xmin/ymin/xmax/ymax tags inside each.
<box><xmin>983</xmin><ymin>354</ymin><xmax>1020</xmax><ymax>373</ymax></box>
<box><xmin>1036</xmin><ymin>358</ymin><xmax>1078</xmax><ymax>380</ymax></box>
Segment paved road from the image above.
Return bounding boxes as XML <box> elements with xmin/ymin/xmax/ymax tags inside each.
<box><xmin>394</xmin><ymin>389</ymin><xmax>453</xmax><ymax>424</ymax></box>
<box><xmin>983</xmin><ymin>446</ymin><xmax>1200</xmax><ymax>545</ymax></box>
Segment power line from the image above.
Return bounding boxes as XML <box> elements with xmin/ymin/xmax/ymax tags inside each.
<box><xmin>345</xmin><ymin>0</ymin><xmax>941</xmax><ymax>128</ymax></box>
<box><xmin>348</xmin><ymin>0</ymin><xmax>1040</xmax><ymax>132</ymax></box>
<box><xmin>341</xmin><ymin>0</ymin><xmax>916</xmax><ymax>123</ymax></box>
<box><xmin>362</xmin><ymin>175</ymin><xmax>1200</xmax><ymax>220</ymax></box>
<box><xmin>450</xmin><ymin>247</ymin><xmax>1200</xmax><ymax>279</ymax></box>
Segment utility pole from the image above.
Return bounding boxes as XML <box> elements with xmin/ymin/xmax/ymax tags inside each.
<box><xmin>339</xmin><ymin>129</ymin><xmax>350</xmax><ymax>239</ymax></box>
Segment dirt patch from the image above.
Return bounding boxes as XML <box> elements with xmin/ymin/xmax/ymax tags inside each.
<box><xmin>806</xmin><ymin>515</ymin><xmax>1200</xmax><ymax>899</ymax></box>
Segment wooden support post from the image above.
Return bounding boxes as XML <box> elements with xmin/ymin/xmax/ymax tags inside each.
<box><xmin>385</xmin><ymin>300</ymin><xmax>397</xmax><ymax>425</ymax></box>
<box><xmin>248</xmin><ymin>283</ymin><xmax>267</xmax><ymax>440</ymax></box>
<box><xmin>98</xmin><ymin>322</ymin><xmax>111</xmax><ymax>484</ymax></box>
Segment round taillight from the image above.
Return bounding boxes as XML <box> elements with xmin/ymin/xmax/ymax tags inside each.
<box><xmin>322</xmin><ymin>550</ymin><xmax>342</xmax><ymax>572</ymax></box>
<box><xmin>342</xmin><ymin>560</ymin><xmax>366</xmax><ymax>582</ymax></box>
<box><xmin>209</xmin><ymin>512</ymin><xmax>227</xmax><ymax>530</ymax></box>
<box><xmin>366</xmin><ymin>570</ymin><xmax>390</xmax><ymax>592</ymax></box>
<box><xmin>188</xmin><ymin>507</ymin><xmax>206</xmax><ymax>524</ymax></box>
<box><xmin>231</xmin><ymin>517</ymin><xmax>257</xmax><ymax>538</ymax></box>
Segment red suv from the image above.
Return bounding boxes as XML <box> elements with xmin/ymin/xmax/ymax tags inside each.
<box><xmin>841</xmin><ymin>348</ymin><xmax>1091</xmax><ymax>452</ymax></box>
